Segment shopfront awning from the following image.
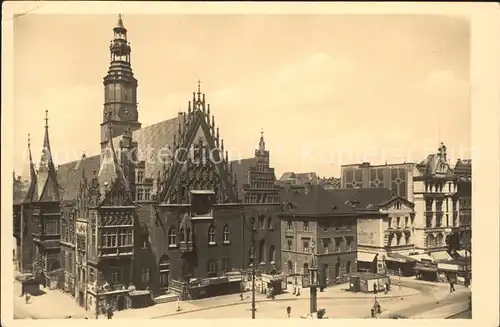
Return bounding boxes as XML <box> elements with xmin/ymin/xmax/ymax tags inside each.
<box><xmin>414</xmin><ymin>266</ymin><xmax>437</xmax><ymax>273</ymax></box>
<box><xmin>129</xmin><ymin>290</ymin><xmax>151</xmax><ymax>296</ymax></box>
<box><xmin>430</xmin><ymin>251</ymin><xmax>453</xmax><ymax>262</ymax></box>
<box><xmin>357</xmin><ymin>252</ymin><xmax>377</xmax><ymax>262</ymax></box>
<box><xmin>387</xmin><ymin>253</ymin><xmax>418</xmax><ymax>263</ymax></box>
<box><xmin>408</xmin><ymin>253</ymin><xmax>434</xmax><ymax>263</ymax></box>
<box><xmin>456</xmin><ymin>249</ymin><xmax>471</xmax><ymax>258</ymax></box>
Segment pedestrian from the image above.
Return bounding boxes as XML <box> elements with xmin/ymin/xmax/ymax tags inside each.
<box><xmin>25</xmin><ymin>293</ymin><xmax>30</xmax><ymax>304</ymax></box>
<box><xmin>286</xmin><ymin>306</ymin><xmax>291</xmax><ymax>318</ymax></box>
<box><xmin>240</xmin><ymin>293</ymin><xmax>244</xmax><ymax>301</ymax></box>
<box><xmin>384</xmin><ymin>283</ymin><xmax>388</xmax><ymax>295</ymax></box>
<box><xmin>106</xmin><ymin>306</ymin><xmax>113</xmax><ymax>319</ymax></box>
<box><xmin>450</xmin><ymin>280</ymin><xmax>455</xmax><ymax>293</ymax></box>
<box><xmin>373</xmin><ymin>282</ymin><xmax>378</xmax><ymax>294</ymax></box>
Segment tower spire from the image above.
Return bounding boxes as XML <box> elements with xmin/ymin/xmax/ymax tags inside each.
<box><xmin>259</xmin><ymin>128</ymin><xmax>266</xmax><ymax>153</ymax></box>
<box><xmin>40</xmin><ymin>110</ymin><xmax>53</xmax><ymax>170</ymax></box>
<box><xmin>117</xmin><ymin>13</ymin><xmax>124</xmax><ymax>29</ymax></box>
<box><xmin>102</xmin><ymin>14</ymin><xmax>141</xmax><ymax>153</ymax></box>
<box><xmin>27</xmin><ymin>133</ymin><xmax>36</xmax><ymax>178</ymax></box>
<box><xmin>24</xmin><ymin>133</ymin><xmax>38</xmax><ymax>203</ymax></box>
<box><xmin>37</xmin><ymin>110</ymin><xmax>60</xmax><ymax>202</ymax></box>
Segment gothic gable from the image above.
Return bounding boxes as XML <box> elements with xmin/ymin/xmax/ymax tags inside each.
<box><xmin>100</xmin><ymin>177</ymin><xmax>135</xmax><ymax>207</ymax></box>
<box><xmin>159</xmin><ymin>95</ymin><xmax>238</xmax><ymax>204</ymax></box>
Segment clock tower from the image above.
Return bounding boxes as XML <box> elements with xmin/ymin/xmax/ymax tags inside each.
<box><xmin>101</xmin><ymin>14</ymin><xmax>141</xmax><ymax>152</ymax></box>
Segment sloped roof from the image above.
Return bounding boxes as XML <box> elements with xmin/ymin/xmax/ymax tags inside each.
<box><xmin>279</xmin><ymin>186</ymin><xmax>395</xmax><ymax>217</ymax></box>
<box><xmin>328</xmin><ymin>188</ymin><xmax>394</xmax><ymax>211</ymax></box>
<box><xmin>279</xmin><ymin>172</ymin><xmax>296</xmax><ymax>181</ymax></box>
<box><xmin>416</xmin><ymin>144</ymin><xmax>453</xmax><ymax>177</ymax></box>
<box><xmin>112</xmin><ymin>117</ymin><xmax>179</xmax><ymax>180</ymax></box>
<box><xmin>60</xmin><ymin>155</ymin><xmax>100</xmax><ymax>203</ymax></box>
<box><xmin>55</xmin><ymin>117</ymin><xmax>255</xmax><ymax>204</ymax></box>
<box><xmin>295</xmin><ymin>172</ymin><xmax>319</xmax><ymax>183</ymax></box>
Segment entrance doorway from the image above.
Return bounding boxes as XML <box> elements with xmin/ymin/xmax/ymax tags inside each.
<box><xmin>117</xmin><ymin>296</ymin><xmax>125</xmax><ymax>311</ymax></box>
<box><xmin>79</xmin><ymin>291</ymin><xmax>84</xmax><ymax>307</ymax></box>
<box><xmin>159</xmin><ymin>255</ymin><xmax>170</xmax><ymax>291</ymax></box>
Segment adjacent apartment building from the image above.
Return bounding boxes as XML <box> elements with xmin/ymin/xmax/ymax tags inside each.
<box><xmin>340</xmin><ymin>143</ymin><xmax>472</xmax><ymax>261</ymax></box>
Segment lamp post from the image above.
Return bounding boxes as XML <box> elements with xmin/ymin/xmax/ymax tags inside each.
<box><xmin>250</xmin><ymin>217</ymin><xmax>256</xmax><ymax>319</ymax></box>
<box><xmin>243</xmin><ymin>212</ymin><xmax>257</xmax><ymax>319</ymax></box>
<box><xmin>309</xmin><ymin>241</ymin><xmax>318</xmax><ymax>315</ymax></box>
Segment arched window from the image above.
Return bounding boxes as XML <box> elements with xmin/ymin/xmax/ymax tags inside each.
<box><xmin>303</xmin><ymin>262</ymin><xmax>309</xmax><ymax>274</ymax></box>
<box><xmin>346</xmin><ymin>261</ymin><xmax>352</xmax><ymax>274</ymax></box>
<box><xmin>258</xmin><ymin>239</ymin><xmax>265</xmax><ymax>263</ymax></box>
<box><xmin>179</xmin><ymin>227</ymin><xmax>185</xmax><ymax>242</ymax></box>
<box><xmin>208</xmin><ymin>224</ymin><xmax>216</xmax><ymax>245</ymax></box>
<box><xmin>335</xmin><ymin>262</ymin><xmax>340</xmax><ymax>278</ymax></box>
<box><xmin>258</xmin><ymin>215</ymin><xmax>265</xmax><ymax>229</ymax></box>
<box><xmin>268</xmin><ymin>245</ymin><xmax>275</xmax><ymax>263</ymax></box>
<box><xmin>223</xmin><ymin>224</ymin><xmax>230</xmax><ymax>243</ymax></box>
<box><xmin>186</xmin><ymin>228</ymin><xmax>191</xmax><ymax>242</ymax></box>
<box><xmin>267</xmin><ymin>217</ymin><xmax>273</xmax><ymax>229</ymax></box>
<box><xmin>287</xmin><ymin>260</ymin><xmax>293</xmax><ymax>274</ymax></box>
<box><xmin>436</xmin><ymin>233</ymin><xmax>444</xmax><ymax>247</ymax></box>
<box><xmin>168</xmin><ymin>227</ymin><xmax>176</xmax><ymax>246</ymax></box>
<box><xmin>426</xmin><ymin>234</ymin><xmax>433</xmax><ymax>248</ymax></box>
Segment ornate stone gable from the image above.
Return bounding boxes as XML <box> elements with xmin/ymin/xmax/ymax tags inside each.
<box><xmin>99</xmin><ymin>176</ymin><xmax>135</xmax><ymax>207</ymax></box>
<box><xmin>159</xmin><ymin>87</ymin><xmax>239</xmax><ymax>204</ymax></box>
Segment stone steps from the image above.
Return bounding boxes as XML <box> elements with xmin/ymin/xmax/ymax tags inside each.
<box><xmin>154</xmin><ymin>293</ymin><xmax>179</xmax><ymax>304</ymax></box>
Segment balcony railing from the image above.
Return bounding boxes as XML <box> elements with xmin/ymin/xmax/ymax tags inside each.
<box><xmin>98</xmin><ymin>246</ymin><xmax>134</xmax><ymax>258</ymax></box>
<box><xmin>88</xmin><ymin>281</ymin><xmax>129</xmax><ymax>294</ymax></box>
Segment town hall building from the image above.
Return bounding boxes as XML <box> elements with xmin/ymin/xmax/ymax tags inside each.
<box><xmin>13</xmin><ymin>14</ymin><xmax>282</xmax><ymax>315</ymax></box>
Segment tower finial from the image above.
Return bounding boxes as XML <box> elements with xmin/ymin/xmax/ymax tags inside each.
<box><xmin>45</xmin><ymin>110</ymin><xmax>49</xmax><ymax>128</ymax></box>
<box><xmin>28</xmin><ymin>133</ymin><xmax>31</xmax><ymax>149</ymax></box>
<box><xmin>197</xmin><ymin>79</ymin><xmax>201</xmax><ymax>96</ymax></box>
<box><xmin>259</xmin><ymin>128</ymin><xmax>266</xmax><ymax>153</ymax></box>
<box><xmin>117</xmin><ymin>13</ymin><xmax>124</xmax><ymax>28</ymax></box>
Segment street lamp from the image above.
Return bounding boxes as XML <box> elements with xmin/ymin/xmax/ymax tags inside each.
<box><xmin>243</xmin><ymin>212</ymin><xmax>257</xmax><ymax>319</ymax></box>
<box><xmin>309</xmin><ymin>241</ymin><xmax>318</xmax><ymax>314</ymax></box>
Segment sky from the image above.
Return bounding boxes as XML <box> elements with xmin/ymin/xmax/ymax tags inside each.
<box><xmin>13</xmin><ymin>14</ymin><xmax>470</xmax><ymax>179</ymax></box>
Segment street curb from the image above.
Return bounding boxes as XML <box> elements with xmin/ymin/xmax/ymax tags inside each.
<box><xmin>150</xmin><ymin>290</ymin><xmax>421</xmax><ymax>319</ymax></box>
